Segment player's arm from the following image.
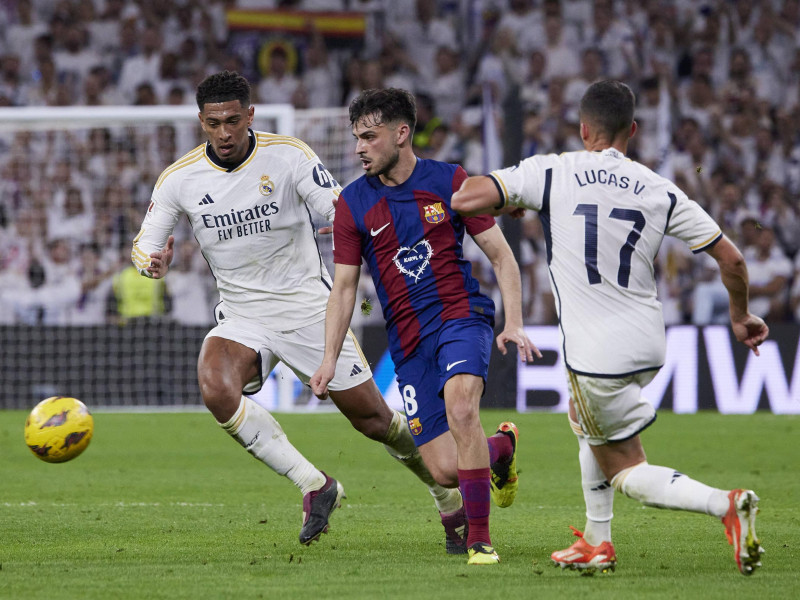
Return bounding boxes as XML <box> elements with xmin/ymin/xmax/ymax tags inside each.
<box><xmin>472</xmin><ymin>224</ymin><xmax>541</xmax><ymax>363</ymax></box>
<box><xmin>310</xmin><ymin>263</ymin><xmax>361</xmax><ymax>398</ymax></box>
<box><xmin>452</xmin><ymin>175</ymin><xmax>523</xmax><ymax>217</ymax></box>
<box><xmin>131</xmin><ymin>186</ymin><xmax>180</xmax><ymax>279</ymax></box>
<box><xmin>705</xmin><ymin>235</ymin><xmax>769</xmax><ymax>355</ymax></box>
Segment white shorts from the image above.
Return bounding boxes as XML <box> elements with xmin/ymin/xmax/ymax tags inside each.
<box><xmin>205</xmin><ymin>312</ymin><xmax>372</xmax><ymax>394</ymax></box>
<box><xmin>566</xmin><ymin>369</ymin><xmax>657</xmax><ymax>446</ymax></box>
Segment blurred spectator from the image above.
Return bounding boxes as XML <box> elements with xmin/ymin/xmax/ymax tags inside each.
<box><xmin>742</xmin><ymin>221</ymin><xmax>793</xmax><ymax>321</ymax></box>
<box><xmin>519</xmin><ymin>50</ymin><xmax>548</xmax><ymax>114</ymax></box>
<box><xmin>53</xmin><ymin>22</ymin><xmax>101</xmax><ymax>91</ymax></box>
<box><xmin>584</xmin><ymin>0</ymin><xmax>639</xmax><ymax>79</ymax></box>
<box><xmin>111</xmin><ymin>261</ymin><xmax>168</xmax><ymax>324</ymax></box>
<box><xmin>0</xmin><ymin>53</ymin><xmax>26</xmax><ymax>106</ymax></box>
<box><xmin>496</xmin><ymin>0</ymin><xmax>544</xmax><ymax>56</ymax></box>
<box><xmin>69</xmin><ymin>242</ymin><xmax>116</xmax><ymax>325</ymax></box>
<box><xmin>166</xmin><ymin>239</ymin><xmax>215</xmax><ymax>327</ymax></box>
<box><xmin>791</xmin><ymin>253</ymin><xmax>800</xmax><ymax>323</ymax></box>
<box><xmin>427</xmin><ymin>46</ymin><xmax>466</xmax><ymax>125</ymax></box>
<box><xmin>541</xmin><ymin>13</ymin><xmax>580</xmax><ymax>80</ymax></box>
<box><xmin>117</xmin><ymin>24</ymin><xmax>162</xmax><ymax>103</ymax></box>
<box><xmin>47</xmin><ymin>186</ymin><xmax>94</xmax><ymax>245</ymax></box>
<box><xmin>763</xmin><ymin>185</ymin><xmax>800</xmax><ymax>258</ymax></box>
<box><xmin>256</xmin><ymin>45</ymin><xmax>300</xmax><ymax>105</ymax></box>
<box><xmin>5</xmin><ymin>0</ymin><xmax>48</xmax><ymax>75</ymax></box>
<box><xmin>563</xmin><ymin>47</ymin><xmax>604</xmax><ymax>111</ymax></box>
<box><xmin>301</xmin><ymin>27</ymin><xmax>339</xmax><ymax>108</ymax></box>
<box><xmin>387</xmin><ymin>0</ymin><xmax>457</xmax><ymax>84</ymax></box>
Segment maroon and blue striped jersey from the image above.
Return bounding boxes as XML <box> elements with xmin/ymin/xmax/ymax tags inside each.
<box><xmin>333</xmin><ymin>158</ymin><xmax>496</xmax><ymax>362</ymax></box>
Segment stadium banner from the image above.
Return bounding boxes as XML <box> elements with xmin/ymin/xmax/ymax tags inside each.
<box><xmin>516</xmin><ymin>324</ymin><xmax>800</xmax><ymax>414</ymax></box>
<box><xmin>2</xmin><ymin>323</ymin><xmax>797</xmax><ymax>413</ymax></box>
<box><xmin>359</xmin><ymin>323</ymin><xmax>800</xmax><ymax>414</ymax></box>
<box><xmin>225</xmin><ymin>9</ymin><xmax>366</xmax><ymax>83</ymax></box>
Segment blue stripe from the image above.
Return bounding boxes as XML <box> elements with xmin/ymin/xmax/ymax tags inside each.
<box><xmin>566</xmin><ymin>363</ymin><xmax>663</xmax><ymax>378</ymax></box>
<box><xmin>691</xmin><ymin>232</ymin><xmax>723</xmax><ymax>254</ymax></box>
<box><xmin>665</xmin><ymin>192</ymin><xmax>677</xmax><ymax>233</ymax></box>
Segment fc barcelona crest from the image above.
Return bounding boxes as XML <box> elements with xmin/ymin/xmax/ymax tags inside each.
<box><xmin>423</xmin><ymin>202</ymin><xmax>445</xmax><ymax>224</ymax></box>
<box><xmin>259</xmin><ymin>175</ymin><xmax>275</xmax><ymax>196</ymax></box>
<box><xmin>409</xmin><ymin>417</ymin><xmax>423</xmax><ymax>436</ymax></box>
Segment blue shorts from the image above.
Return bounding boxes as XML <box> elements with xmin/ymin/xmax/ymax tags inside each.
<box><xmin>395</xmin><ymin>316</ymin><xmax>493</xmax><ymax>446</ymax></box>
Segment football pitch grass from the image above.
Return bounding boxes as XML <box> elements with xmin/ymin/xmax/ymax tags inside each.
<box><xmin>1</xmin><ymin>410</ymin><xmax>798</xmax><ymax>600</ymax></box>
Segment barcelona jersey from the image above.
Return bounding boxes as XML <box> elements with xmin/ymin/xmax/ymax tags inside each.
<box><xmin>333</xmin><ymin>158</ymin><xmax>496</xmax><ymax>362</ymax></box>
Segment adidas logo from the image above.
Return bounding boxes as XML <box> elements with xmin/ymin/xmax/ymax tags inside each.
<box><xmin>198</xmin><ymin>193</ymin><xmax>215</xmax><ymax>205</ymax></box>
<box><xmin>670</xmin><ymin>471</ymin><xmax>684</xmax><ymax>484</ymax></box>
<box><xmin>350</xmin><ymin>364</ymin><xmax>362</xmax><ymax>376</ymax></box>
<box><xmin>591</xmin><ymin>481</ymin><xmax>611</xmax><ymax>492</ymax></box>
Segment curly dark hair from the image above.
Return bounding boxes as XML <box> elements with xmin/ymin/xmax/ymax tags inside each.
<box><xmin>195</xmin><ymin>71</ymin><xmax>251</xmax><ymax>111</ymax></box>
<box><xmin>348</xmin><ymin>88</ymin><xmax>417</xmax><ymax>133</ymax></box>
<box><xmin>579</xmin><ymin>80</ymin><xmax>635</xmax><ymax>139</ymax></box>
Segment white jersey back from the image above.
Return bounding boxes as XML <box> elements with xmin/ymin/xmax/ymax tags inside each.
<box><xmin>132</xmin><ymin>131</ymin><xmax>341</xmax><ymax>329</ymax></box>
<box><xmin>491</xmin><ymin>148</ymin><xmax>721</xmax><ymax>376</ymax></box>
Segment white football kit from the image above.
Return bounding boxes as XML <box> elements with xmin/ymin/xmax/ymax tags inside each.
<box><xmin>132</xmin><ymin>130</ymin><xmax>372</xmax><ymax>392</ymax></box>
<box><xmin>491</xmin><ymin>148</ymin><xmax>721</xmax><ymax>442</ymax></box>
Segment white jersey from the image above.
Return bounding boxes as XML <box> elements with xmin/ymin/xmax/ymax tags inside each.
<box><xmin>132</xmin><ymin>130</ymin><xmax>341</xmax><ymax>330</ymax></box>
<box><xmin>491</xmin><ymin>148</ymin><xmax>721</xmax><ymax>376</ymax></box>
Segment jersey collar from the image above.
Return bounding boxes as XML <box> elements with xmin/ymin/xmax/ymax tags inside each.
<box><xmin>205</xmin><ymin>129</ymin><xmax>256</xmax><ymax>172</ymax></box>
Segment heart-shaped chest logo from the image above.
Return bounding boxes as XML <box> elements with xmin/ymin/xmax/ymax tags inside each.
<box><xmin>392</xmin><ymin>239</ymin><xmax>433</xmax><ymax>283</ymax></box>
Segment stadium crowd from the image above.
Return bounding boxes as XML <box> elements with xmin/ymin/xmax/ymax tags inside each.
<box><xmin>0</xmin><ymin>0</ymin><xmax>799</xmax><ymax>327</ymax></box>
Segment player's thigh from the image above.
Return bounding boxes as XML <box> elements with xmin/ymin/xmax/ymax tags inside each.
<box><xmin>328</xmin><ymin>377</ymin><xmax>394</xmax><ymax>433</ymax></box>
<box><xmin>435</xmin><ymin>317</ymin><xmax>493</xmax><ymax>399</ymax></box>
<box><xmin>273</xmin><ymin>320</ymin><xmax>373</xmax><ymax>390</ymax></box>
<box><xmin>442</xmin><ymin>373</ymin><xmax>485</xmax><ymax>428</ymax></box>
<box><xmin>395</xmin><ymin>337</ymin><xmax>450</xmax><ymax>448</ymax></box>
<box><xmin>567</xmin><ymin>369</ymin><xmax>657</xmax><ymax>447</ymax></box>
<box><xmin>202</xmin><ymin>318</ymin><xmax>279</xmax><ymax>395</ymax></box>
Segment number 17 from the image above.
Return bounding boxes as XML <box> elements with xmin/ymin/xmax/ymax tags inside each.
<box><xmin>573</xmin><ymin>204</ymin><xmax>646</xmax><ymax>288</ymax></box>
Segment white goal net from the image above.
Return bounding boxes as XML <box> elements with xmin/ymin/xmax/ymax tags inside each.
<box><xmin>0</xmin><ymin>104</ymin><xmax>360</xmax><ymax>411</ymax></box>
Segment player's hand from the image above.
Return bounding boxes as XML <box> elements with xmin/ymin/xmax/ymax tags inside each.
<box><xmin>146</xmin><ymin>235</ymin><xmax>175</xmax><ymax>279</ymax></box>
<box><xmin>731</xmin><ymin>313</ymin><xmax>769</xmax><ymax>356</ymax></box>
<box><xmin>508</xmin><ymin>207</ymin><xmax>526</xmax><ymax>219</ymax></box>
<box><xmin>310</xmin><ymin>361</ymin><xmax>336</xmax><ymax>399</ymax></box>
<box><xmin>496</xmin><ymin>326</ymin><xmax>542</xmax><ymax>364</ymax></box>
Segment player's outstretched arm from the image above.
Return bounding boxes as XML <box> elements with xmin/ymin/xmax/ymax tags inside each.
<box><xmin>146</xmin><ymin>236</ymin><xmax>175</xmax><ymax>279</ymax></box>
<box><xmin>452</xmin><ymin>175</ymin><xmax>524</xmax><ymax>218</ymax></box>
<box><xmin>472</xmin><ymin>225</ymin><xmax>542</xmax><ymax>363</ymax></box>
<box><xmin>706</xmin><ymin>235</ymin><xmax>769</xmax><ymax>355</ymax></box>
<box><xmin>310</xmin><ymin>263</ymin><xmax>361</xmax><ymax>398</ymax></box>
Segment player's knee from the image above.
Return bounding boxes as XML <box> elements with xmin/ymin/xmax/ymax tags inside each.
<box><xmin>426</xmin><ymin>460</ymin><xmax>459</xmax><ymax>488</ymax></box>
<box><xmin>198</xmin><ymin>376</ymin><xmax>241</xmax><ymax>422</ymax></box>
<box><xmin>349</xmin><ymin>413</ymin><xmax>388</xmax><ymax>441</ymax></box>
<box><xmin>445</xmin><ymin>398</ymin><xmax>480</xmax><ymax>435</ymax></box>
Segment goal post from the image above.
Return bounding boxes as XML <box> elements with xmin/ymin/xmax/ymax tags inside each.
<box><xmin>0</xmin><ymin>103</ymin><xmax>360</xmax><ymax>412</ymax></box>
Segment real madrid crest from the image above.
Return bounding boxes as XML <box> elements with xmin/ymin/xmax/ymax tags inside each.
<box><xmin>259</xmin><ymin>175</ymin><xmax>275</xmax><ymax>196</ymax></box>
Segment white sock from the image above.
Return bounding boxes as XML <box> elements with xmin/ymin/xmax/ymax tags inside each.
<box><xmin>611</xmin><ymin>462</ymin><xmax>730</xmax><ymax>517</ymax></box>
<box><xmin>219</xmin><ymin>396</ymin><xmax>326</xmax><ymax>496</ymax></box>
<box><xmin>574</xmin><ymin>419</ymin><xmax>613</xmax><ymax>545</ymax></box>
<box><xmin>383</xmin><ymin>410</ymin><xmax>462</xmax><ymax>514</ymax></box>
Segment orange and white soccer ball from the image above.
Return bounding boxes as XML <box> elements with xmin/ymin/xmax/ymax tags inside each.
<box><xmin>24</xmin><ymin>396</ymin><xmax>94</xmax><ymax>463</ymax></box>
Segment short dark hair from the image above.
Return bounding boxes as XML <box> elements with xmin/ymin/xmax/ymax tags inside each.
<box><xmin>348</xmin><ymin>88</ymin><xmax>417</xmax><ymax>133</ymax></box>
<box><xmin>196</xmin><ymin>71</ymin><xmax>251</xmax><ymax>111</ymax></box>
<box><xmin>579</xmin><ymin>80</ymin><xmax>635</xmax><ymax>139</ymax></box>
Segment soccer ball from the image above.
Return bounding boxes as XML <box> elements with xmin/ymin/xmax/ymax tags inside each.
<box><xmin>24</xmin><ymin>396</ymin><xmax>94</xmax><ymax>463</ymax></box>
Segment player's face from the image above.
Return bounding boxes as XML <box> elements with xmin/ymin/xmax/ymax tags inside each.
<box><xmin>352</xmin><ymin>116</ymin><xmax>402</xmax><ymax>178</ymax></box>
<box><xmin>199</xmin><ymin>101</ymin><xmax>254</xmax><ymax>164</ymax></box>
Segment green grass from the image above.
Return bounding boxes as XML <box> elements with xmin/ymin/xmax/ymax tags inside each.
<box><xmin>1</xmin><ymin>410</ymin><xmax>798</xmax><ymax>600</ymax></box>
